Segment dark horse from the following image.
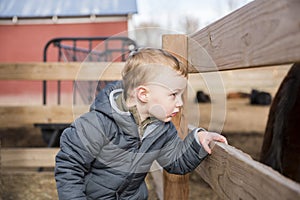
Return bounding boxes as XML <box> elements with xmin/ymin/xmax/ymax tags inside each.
<box><xmin>260</xmin><ymin>63</ymin><xmax>300</xmax><ymax>183</ymax></box>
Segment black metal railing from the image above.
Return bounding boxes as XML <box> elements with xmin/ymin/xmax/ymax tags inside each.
<box><xmin>43</xmin><ymin>36</ymin><xmax>137</xmax><ymax>105</ymax></box>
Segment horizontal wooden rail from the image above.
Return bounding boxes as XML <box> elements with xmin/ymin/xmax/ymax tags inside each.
<box><xmin>0</xmin><ymin>62</ymin><xmax>124</xmax><ymax>80</ymax></box>
<box><xmin>2</xmin><ymin>144</ymin><xmax>300</xmax><ymax>198</ymax></box>
<box><xmin>196</xmin><ymin>142</ymin><xmax>300</xmax><ymax>200</ymax></box>
<box><xmin>1</xmin><ymin>148</ymin><xmax>59</xmax><ymax>168</ymax></box>
<box><xmin>188</xmin><ymin>0</ymin><xmax>300</xmax><ymax>72</ymax></box>
<box><xmin>0</xmin><ymin>61</ymin><xmax>293</xmax><ymax>83</ymax></box>
<box><xmin>2</xmin><ymin>138</ymin><xmax>300</xmax><ymax>199</ymax></box>
<box><xmin>0</xmin><ymin>148</ymin><xmax>158</xmax><ymax>200</ymax></box>
<box><xmin>0</xmin><ymin>105</ymin><xmax>89</xmax><ymax>127</ymax></box>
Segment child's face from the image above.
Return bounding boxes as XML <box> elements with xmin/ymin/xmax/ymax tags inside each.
<box><xmin>145</xmin><ymin>67</ymin><xmax>187</xmax><ymax>122</ymax></box>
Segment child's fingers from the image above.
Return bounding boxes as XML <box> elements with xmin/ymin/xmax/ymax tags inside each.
<box><xmin>203</xmin><ymin>143</ymin><xmax>212</xmax><ymax>154</ymax></box>
<box><xmin>213</xmin><ymin>135</ymin><xmax>228</xmax><ymax>144</ymax></box>
<box><xmin>222</xmin><ymin>137</ymin><xmax>228</xmax><ymax>145</ymax></box>
<box><xmin>201</xmin><ymin>139</ymin><xmax>212</xmax><ymax>154</ymax></box>
<box><xmin>206</xmin><ymin>131</ymin><xmax>227</xmax><ymax>144</ymax></box>
<box><xmin>198</xmin><ymin>130</ymin><xmax>228</xmax><ymax>154</ymax></box>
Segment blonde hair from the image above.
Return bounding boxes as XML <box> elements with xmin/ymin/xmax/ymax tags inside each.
<box><xmin>122</xmin><ymin>48</ymin><xmax>187</xmax><ymax>100</ymax></box>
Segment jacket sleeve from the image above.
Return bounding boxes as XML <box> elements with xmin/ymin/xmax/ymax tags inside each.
<box><xmin>156</xmin><ymin>123</ymin><xmax>208</xmax><ymax>175</ymax></box>
<box><xmin>55</xmin><ymin>112</ymin><xmax>109</xmax><ymax>200</ymax></box>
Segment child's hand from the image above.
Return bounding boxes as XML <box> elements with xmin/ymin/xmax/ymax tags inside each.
<box><xmin>197</xmin><ymin>130</ymin><xmax>228</xmax><ymax>154</ymax></box>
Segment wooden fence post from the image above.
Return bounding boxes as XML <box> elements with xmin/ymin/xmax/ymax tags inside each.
<box><xmin>162</xmin><ymin>34</ymin><xmax>189</xmax><ymax>200</ymax></box>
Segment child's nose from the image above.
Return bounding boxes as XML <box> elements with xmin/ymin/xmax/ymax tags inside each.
<box><xmin>176</xmin><ymin>96</ymin><xmax>183</xmax><ymax>107</ymax></box>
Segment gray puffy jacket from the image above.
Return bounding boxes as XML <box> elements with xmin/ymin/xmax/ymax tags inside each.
<box><xmin>55</xmin><ymin>81</ymin><xmax>208</xmax><ymax>200</ymax></box>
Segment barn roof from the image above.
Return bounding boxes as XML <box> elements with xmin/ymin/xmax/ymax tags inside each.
<box><xmin>0</xmin><ymin>0</ymin><xmax>138</xmax><ymax>18</ymax></box>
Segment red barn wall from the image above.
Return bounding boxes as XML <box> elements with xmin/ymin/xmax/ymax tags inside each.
<box><xmin>0</xmin><ymin>21</ymin><xmax>128</xmax><ymax>62</ymax></box>
<box><xmin>0</xmin><ymin>20</ymin><xmax>128</xmax><ymax>105</ymax></box>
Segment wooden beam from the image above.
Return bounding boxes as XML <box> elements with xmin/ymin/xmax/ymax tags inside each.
<box><xmin>162</xmin><ymin>34</ymin><xmax>190</xmax><ymax>200</ymax></box>
<box><xmin>1</xmin><ymin>148</ymin><xmax>59</xmax><ymax>168</ymax></box>
<box><xmin>0</xmin><ymin>62</ymin><xmax>124</xmax><ymax>80</ymax></box>
<box><xmin>196</xmin><ymin>142</ymin><xmax>300</xmax><ymax>199</ymax></box>
<box><xmin>1</xmin><ymin>150</ymin><xmax>158</xmax><ymax>200</ymax></box>
<box><xmin>0</xmin><ymin>105</ymin><xmax>89</xmax><ymax>127</ymax></box>
<box><xmin>150</xmin><ymin>161</ymin><xmax>164</xmax><ymax>200</ymax></box>
<box><xmin>188</xmin><ymin>0</ymin><xmax>300</xmax><ymax>72</ymax></box>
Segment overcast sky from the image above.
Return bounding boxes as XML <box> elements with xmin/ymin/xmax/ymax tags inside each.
<box><xmin>132</xmin><ymin>0</ymin><xmax>253</xmax><ymax>31</ymax></box>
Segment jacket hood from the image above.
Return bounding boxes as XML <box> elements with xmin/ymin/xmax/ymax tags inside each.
<box><xmin>90</xmin><ymin>81</ymin><xmax>139</xmax><ymax>137</ymax></box>
<box><xmin>90</xmin><ymin>81</ymin><xmax>122</xmax><ymax>114</ymax></box>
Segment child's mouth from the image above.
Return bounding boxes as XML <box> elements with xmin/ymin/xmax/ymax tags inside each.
<box><xmin>170</xmin><ymin>112</ymin><xmax>178</xmax><ymax>117</ymax></box>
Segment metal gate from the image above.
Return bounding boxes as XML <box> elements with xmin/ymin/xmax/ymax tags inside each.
<box><xmin>43</xmin><ymin>36</ymin><xmax>137</xmax><ymax>105</ymax></box>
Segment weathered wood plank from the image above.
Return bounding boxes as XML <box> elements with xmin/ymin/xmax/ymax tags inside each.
<box><xmin>0</xmin><ymin>62</ymin><xmax>124</xmax><ymax>80</ymax></box>
<box><xmin>188</xmin><ymin>0</ymin><xmax>300</xmax><ymax>72</ymax></box>
<box><xmin>1</xmin><ymin>171</ymin><xmax>161</xmax><ymax>200</ymax></box>
<box><xmin>150</xmin><ymin>161</ymin><xmax>164</xmax><ymax>200</ymax></box>
<box><xmin>163</xmin><ymin>34</ymin><xmax>190</xmax><ymax>200</ymax></box>
<box><xmin>1</xmin><ymin>148</ymin><xmax>59</xmax><ymax>168</ymax></box>
<box><xmin>196</xmin><ymin>142</ymin><xmax>300</xmax><ymax>200</ymax></box>
<box><xmin>0</xmin><ymin>105</ymin><xmax>89</xmax><ymax>127</ymax></box>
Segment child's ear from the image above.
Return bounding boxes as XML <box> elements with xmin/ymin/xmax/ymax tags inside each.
<box><xmin>137</xmin><ymin>86</ymin><xmax>149</xmax><ymax>103</ymax></box>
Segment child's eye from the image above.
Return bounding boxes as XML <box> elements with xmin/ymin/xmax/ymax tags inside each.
<box><xmin>170</xmin><ymin>93</ymin><xmax>177</xmax><ymax>97</ymax></box>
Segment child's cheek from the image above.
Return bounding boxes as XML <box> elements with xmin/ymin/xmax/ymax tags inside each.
<box><xmin>148</xmin><ymin>104</ymin><xmax>166</xmax><ymax>120</ymax></box>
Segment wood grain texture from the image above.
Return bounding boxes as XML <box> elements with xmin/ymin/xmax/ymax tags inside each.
<box><xmin>1</xmin><ymin>148</ymin><xmax>59</xmax><ymax>168</ymax></box>
<box><xmin>0</xmin><ymin>105</ymin><xmax>89</xmax><ymax>127</ymax></box>
<box><xmin>188</xmin><ymin>0</ymin><xmax>300</xmax><ymax>72</ymax></box>
<box><xmin>196</xmin><ymin>142</ymin><xmax>300</xmax><ymax>200</ymax></box>
<box><xmin>162</xmin><ymin>34</ymin><xmax>190</xmax><ymax>200</ymax></box>
<box><xmin>149</xmin><ymin>161</ymin><xmax>164</xmax><ymax>200</ymax></box>
<box><xmin>0</xmin><ymin>62</ymin><xmax>124</xmax><ymax>80</ymax></box>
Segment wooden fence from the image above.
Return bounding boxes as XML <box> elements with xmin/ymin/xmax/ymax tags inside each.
<box><xmin>193</xmin><ymin>0</ymin><xmax>300</xmax><ymax>198</ymax></box>
<box><xmin>1</xmin><ymin>0</ymin><xmax>300</xmax><ymax>199</ymax></box>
